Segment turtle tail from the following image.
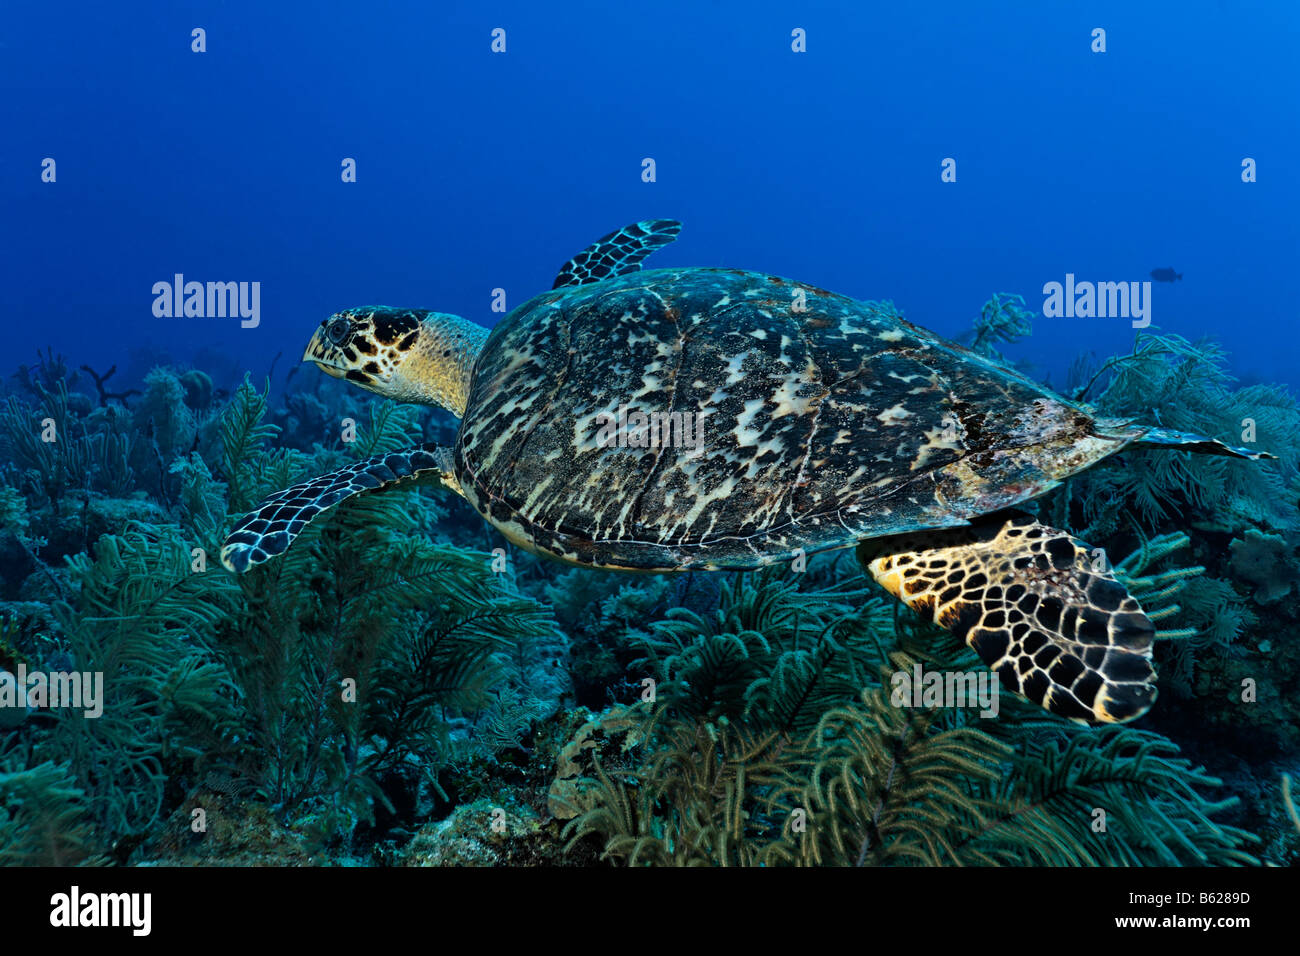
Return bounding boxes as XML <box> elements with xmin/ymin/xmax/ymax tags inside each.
<box><xmin>860</xmin><ymin>512</ymin><xmax>1157</xmax><ymax>724</ymax></box>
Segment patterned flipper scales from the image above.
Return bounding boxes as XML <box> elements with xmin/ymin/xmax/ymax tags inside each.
<box><xmin>861</xmin><ymin>512</ymin><xmax>1157</xmax><ymax>724</ymax></box>
<box><xmin>552</xmin><ymin>219</ymin><xmax>682</xmax><ymax>289</ymax></box>
<box><xmin>220</xmin><ymin>444</ymin><xmax>449</xmax><ymax>573</ymax></box>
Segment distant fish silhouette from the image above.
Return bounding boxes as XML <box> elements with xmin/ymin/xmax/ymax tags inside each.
<box><xmin>1150</xmin><ymin>267</ymin><xmax>1183</xmax><ymax>282</ymax></box>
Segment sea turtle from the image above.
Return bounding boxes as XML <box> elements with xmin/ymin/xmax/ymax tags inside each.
<box><xmin>221</xmin><ymin>220</ymin><xmax>1268</xmax><ymax>724</ymax></box>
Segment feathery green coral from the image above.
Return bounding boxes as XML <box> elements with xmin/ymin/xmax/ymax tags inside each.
<box><xmin>0</xmin><ymin>382</ymin><xmax>138</xmax><ymax>510</ymax></box>
<box><xmin>206</xmin><ymin>383</ymin><xmax>562</xmax><ymax>834</ymax></box>
<box><xmin>559</xmin><ymin>535</ymin><xmax>1260</xmax><ymax>867</ymax></box>
<box><xmin>0</xmin><ymin>754</ymin><xmax>104</xmax><ymax>866</ymax></box>
<box><xmin>969</xmin><ymin>292</ymin><xmax>1035</xmax><ymax>359</ymax></box>
<box><xmin>0</xmin><ymin>372</ymin><xmax>568</xmax><ymax>860</ymax></box>
<box><xmin>50</xmin><ymin>524</ymin><xmax>238</xmax><ymax>838</ymax></box>
<box><xmin>1065</xmin><ymin>332</ymin><xmax>1296</xmax><ymax>532</ymax></box>
<box><xmin>561</xmin><ymin>692</ymin><xmax>1259</xmax><ymax>866</ymax></box>
<box><xmin>562</xmin><ymin>713</ymin><xmax>796</xmax><ymax>866</ymax></box>
<box><xmin>630</xmin><ymin>567</ymin><xmax>885</xmax><ymax>736</ymax></box>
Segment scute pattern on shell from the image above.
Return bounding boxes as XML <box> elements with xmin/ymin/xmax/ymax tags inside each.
<box><xmin>455</xmin><ymin>268</ymin><xmax>1134</xmax><ymax>570</ymax></box>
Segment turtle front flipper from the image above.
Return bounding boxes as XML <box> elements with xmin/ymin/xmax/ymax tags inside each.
<box><xmin>859</xmin><ymin>512</ymin><xmax>1156</xmax><ymax>724</ymax></box>
<box><xmin>220</xmin><ymin>444</ymin><xmax>455</xmax><ymax>573</ymax></box>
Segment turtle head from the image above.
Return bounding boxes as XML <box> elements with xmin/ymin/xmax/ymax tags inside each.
<box><xmin>303</xmin><ymin>307</ymin><xmax>490</xmax><ymax>417</ymax></box>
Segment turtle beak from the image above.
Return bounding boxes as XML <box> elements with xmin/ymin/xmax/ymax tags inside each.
<box><xmin>302</xmin><ymin>326</ymin><xmax>347</xmax><ymax>378</ymax></box>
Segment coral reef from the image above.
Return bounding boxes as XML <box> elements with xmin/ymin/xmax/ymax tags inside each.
<box><xmin>968</xmin><ymin>292</ymin><xmax>1035</xmax><ymax>360</ymax></box>
<box><xmin>555</xmin><ymin>543</ymin><xmax>1263</xmax><ymax>867</ymax></box>
<box><xmin>0</xmin><ymin>315</ymin><xmax>1295</xmax><ymax>868</ymax></box>
<box><xmin>1230</xmin><ymin>529</ymin><xmax>1300</xmax><ymax>604</ymax></box>
<box><xmin>1060</xmin><ymin>332</ymin><xmax>1300</xmax><ymax>534</ymax></box>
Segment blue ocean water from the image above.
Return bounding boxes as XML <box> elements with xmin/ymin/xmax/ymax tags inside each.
<box><xmin>3</xmin><ymin>2</ymin><xmax>1300</xmax><ymax>880</ymax></box>
<box><xmin>4</xmin><ymin>1</ymin><xmax>1296</xmax><ymax>392</ymax></box>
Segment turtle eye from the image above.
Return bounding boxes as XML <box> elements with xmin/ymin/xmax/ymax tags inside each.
<box><xmin>326</xmin><ymin>317</ymin><xmax>350</xmax><ymax>345</ymax></box>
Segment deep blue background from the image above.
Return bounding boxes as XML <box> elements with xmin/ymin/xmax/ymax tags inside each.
<box><xmin>3</xmin><ymin>1</ymin><xmax>1296</xmax><ymax>392</ymax></box>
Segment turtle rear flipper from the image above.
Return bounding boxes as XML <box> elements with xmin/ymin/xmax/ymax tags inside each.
<box><xmin>220</xmin><ymin>444</ymin><xmax>454</xmax><ymax>573</ymax></box>
<box><xmin>860</xmin><ymin>512</ymin><xmax>1156</xmax><ymax>724</ymax></box>
<box><xmin>1092</xmin><ymin>419</ymin><xmax>1275</xmax><ymax>461</ymax></box>
<box><xmin>1127</xmin><ymin>426</ymin><xmax>1275</xmax><ymax>460</ymax></box>
<box><xmin>552</xmin><ymin>219</ymin><xmax>681</xmax><ymax>289</ymax></box>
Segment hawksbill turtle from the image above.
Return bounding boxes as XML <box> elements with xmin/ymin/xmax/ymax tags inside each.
<box><xmin>221</xmin><ymin>219</ymin><xmax>1268</xmax><ymax>724</ymax></box>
